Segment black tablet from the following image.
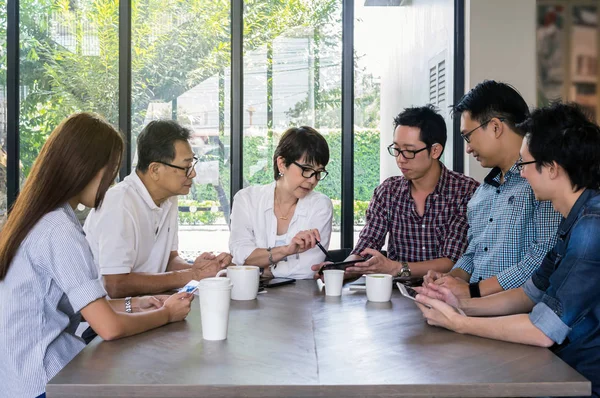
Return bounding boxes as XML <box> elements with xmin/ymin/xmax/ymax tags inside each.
<box><xmin>318</xmin><ymin>259</ymin><xmax>366</xmax><ymax>274</ymax></box>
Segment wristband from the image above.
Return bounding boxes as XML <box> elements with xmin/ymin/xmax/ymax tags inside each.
<box><xmin>469</xmin><ymin>282</ymin><xmax>481</xmax><ymax>298</ymax></box>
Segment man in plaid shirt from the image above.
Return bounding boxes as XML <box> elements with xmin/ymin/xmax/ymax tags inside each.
<box><xmin>313</xmin><ymin>105</ymin><xmax>479</xmax><ymax>278</ymax></box>
<box><xmin>424</xmin><ymin>81</ymin><xmax>562</xmax><ymax>298</ymax></box>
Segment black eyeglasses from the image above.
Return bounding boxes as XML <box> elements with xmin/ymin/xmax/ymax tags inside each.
<box><xmin>153</xmin><ymin>156</ymin><xmax>198</xmax><ymax>177</ymax></box>
<box><xmin>387</xmin><ymin>144</ymin><xmax>429</xmax><ymax>159</ymax></box>
<box><xmin>461</xmin><ymin>117</ymin><xmax>505</xmax><ymax>143</ymax></box>
<box><xmin>292</xmin><ymin>161</ymin><xmax>329</xmax><ymax>181</ymax></box>
<box><xmin>515</xmin><ymin>159</ymin><xmax>536</xmax><ymax>172</ymax></box>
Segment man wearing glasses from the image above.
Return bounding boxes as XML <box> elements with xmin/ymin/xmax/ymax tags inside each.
<box><xmin>327</xmin><ymin>105</ymin><xmax>479</xmax><ymax>278</ymax></box>
<box><xmin>84</xmin><ymin>120</ymin><xmax>231</xmax><ymax>299</ymax></box>
<box><xmin>415</xmin><ymin>103</ymin><xmax>600</xmax><ymax>397</ymax></box>
<box><xmin>424</xmin><ymin>80</ymin><xmax>561</xmax><ymax>299</ymax></box>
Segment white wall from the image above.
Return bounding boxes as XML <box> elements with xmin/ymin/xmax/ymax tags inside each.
<box><xmin>464</xmin><ymin>0</ymin><xmax>536</xmax><ymax>182</ymax></box>
<box><xmin>378</xmin><ymin>0</ymin><xmax>456</xmax><ymax>181</ymax></box>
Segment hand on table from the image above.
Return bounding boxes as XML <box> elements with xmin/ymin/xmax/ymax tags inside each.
<box><xmin>434</xmin><ymin>275</ymin><xmax>470</xmax><ymax>299</ymax></box>
<box><xmin>415</xmin><ymin>293</ymin><xmax>466</xmax><ymax>332</ymax></box>
<box><xmin>163</xmin><ymin>292</ymin><xmax>194</xmax><ymax>323</ymax></box>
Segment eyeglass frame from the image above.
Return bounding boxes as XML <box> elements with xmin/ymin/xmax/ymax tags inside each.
<box><xmin>291</xmin><ymin>161</ymin><xmax>329</xmax><ymax>181</ymax></box>
<box><xmin>515</xmin><ymin>159</ymin><xmax>536</xmax><ymax>172</ymax></box>
<box><xmin>461</xmin><ymin>117</ymin><xmax>506</xmax><ymax>144</ymax></box>
<box><xmin>153</xmin><ymin>156</ymin><xmax>199</xmax><ymax>177</ymax></box>
<box><xmin>387</xmin><ymin>144</ymin><xmax>430</xmax><ymax>159</ymax></box>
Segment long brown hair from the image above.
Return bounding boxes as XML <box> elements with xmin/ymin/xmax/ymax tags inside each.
<box><xmin>0</xmin><ymin>113</ymin><xmax>124</xmax><ymax>280</ymax></box>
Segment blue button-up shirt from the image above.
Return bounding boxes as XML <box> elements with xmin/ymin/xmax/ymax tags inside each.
<box><xmin>0</xmin><ymin>204</ymin><xmax>107</xmax><ymax>398</ymax></box>
<box><xmin>524</xmin><ymin>189</ymin><xmax>600</xmax><ymax>397</ymax></box>
<box><xmin>453</xmin><ymin>164</ymin><xmax>562</xmax><ymax>289</ymax></box>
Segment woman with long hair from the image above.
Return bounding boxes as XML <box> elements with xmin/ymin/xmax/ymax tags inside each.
<box><xmin>0</xmin><ymin>113</ymin><xmax>193</xmax><ymax>398</ymax></box>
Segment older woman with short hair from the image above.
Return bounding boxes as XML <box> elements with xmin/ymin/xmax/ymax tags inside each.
<box><xmin>229</xmin><ymin>126</ymin><xmax>333</xmax><ymax>279</ymax></box>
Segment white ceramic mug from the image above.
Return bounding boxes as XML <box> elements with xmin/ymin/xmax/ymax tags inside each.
<box><xmin>198</xmin><ymin>277</ymin><xmax>232</xmax><ymax>341</ymax></box>
<box><xmin>365</xmin><ymin>274</ymin><xmax>393</xmax><ymax>302</ymax></box>
<box><xmin>216</xmin><ymin>266</ymin><xmax>260</xmax><ymax>300</ymax></box>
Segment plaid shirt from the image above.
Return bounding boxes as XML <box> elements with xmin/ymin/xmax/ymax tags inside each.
<box><xmin>453</xmin><ymin>164</ymin><xmax>562</xmax><ymax>289</ymax></box>
<box><xmin>352</xmin><ymin>163</ymin><xmax>479</xmax><ymax>263</ymax></box>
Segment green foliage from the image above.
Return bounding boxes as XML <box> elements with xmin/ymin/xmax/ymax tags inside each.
<box><xmin>331</xmin><ymin>199</ymin><xmax>370</xmax><ymax>226</ymax></box>
<box><xmin>177</xmin><ymin>199</ymin><xmax>221</xmax><ymax>225</ymax></box>
<box><xmin>240</xmin><ymin>128</ymin><xmax>380</xmax><ymax>202</ymax></box>
<box><xmin>13</xmin><ymin>0</ymin><xmax>342</xmax><ymax>176</ymax></box>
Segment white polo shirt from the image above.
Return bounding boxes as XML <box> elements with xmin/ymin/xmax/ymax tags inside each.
<box><xmin>83</xmin><ymin>170</ymin><xmax>179</xmax><ymax>275</ymax></box>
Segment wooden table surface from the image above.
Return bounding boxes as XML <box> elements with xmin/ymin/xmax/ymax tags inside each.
<box><xmin>47</xmin><ymin>280</ymin><xmax>591</xmax><ymax>398</ymax></box>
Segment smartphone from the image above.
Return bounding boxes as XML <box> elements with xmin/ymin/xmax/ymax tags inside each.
<box><xmin>393</xmin><ymin>276</ymin><xmax>424</xmax><ymax>287</ymax></box>
<box><xmin>396</xmin><ymin>282</ymin><xmax>431</xmax><ymax>308</ymax></box>
<box><xmin>261</xmin><ymin>277</ymin><xmax>296</xmax><ymax>288</ymax></box>
<box><xmin>178</xmin><ymin>280</ymin><xmax>200</xmax><ymax>294</ymax></box>
<box><xmin>318</xmin><ymin>259</ymin><xmax>366</xmax><ymax>274</ymax></box>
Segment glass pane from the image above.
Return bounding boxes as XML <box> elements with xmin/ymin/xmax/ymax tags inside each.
<box><xmin>570</xmin><ymin>5</ymin><xmax>597</xmax><ymax>121</ymax></box>
<box><xmin>131</xmin><ymin>0</ymin><xmax>231</xmax><ymax>259</ymax></box>
<box><xmin>19</xmin><ymin>0</ymin><xmax>119</xmax><ymax>185</ymax></box>
<box><xmin>537</xmin><ymin>5</ymin><xmax>566</xmax><ymax>106</ymax></box>
<box><xmin>353</xmin><ymin>0</ymin><xmax>455</xmax><ymax>248</ymax></box>
<box><xmin>0</xmin><ymin>0</ymin><xmax>6</xmax><ymax>227</ymax></box>
<box><xmin>243</xmin><ymin>0</ymin><xmax>343</xmax><ymax>249</ymax></box>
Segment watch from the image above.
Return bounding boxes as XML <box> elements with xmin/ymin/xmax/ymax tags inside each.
<box><xmin>124</xmin><ymin>297</ymin><xmax>133</xmax><ymax>313</ymax></box>
<box><xmin>397</xmin><ymin>261</ymin><xmax>411</xmax><ymax>277</ymax></box>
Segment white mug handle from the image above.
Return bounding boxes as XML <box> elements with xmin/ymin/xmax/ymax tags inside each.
<box><xmin>215</xmin><ymin>269</ymin><xmax>228</xmax><ymax>278</ymax></box>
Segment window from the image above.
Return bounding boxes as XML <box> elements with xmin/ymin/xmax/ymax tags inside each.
<box><xmin>353</xmin><ymin>0</ymin><xmax>456</xmax><ymax>247</ymax></box>
<box><xmin>19</xmin><ymin>0</ymin><xmax>119</xmax><ymax>184</ymax></box>
<box><xmin>242</xmin><ymin>0</ymin><xmax>343</xmax><ymax>249</ymax></box>
<box><xmin>131</xmin><ymin>0</ymin><xmax>231</xmax><ymax>258</ymax></box>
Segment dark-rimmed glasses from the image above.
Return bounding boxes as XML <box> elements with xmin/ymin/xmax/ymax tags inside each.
<box><xmin>153</xmin><ymin>156</ymin><xmax>198</xmax><ymax>177</ymax></box>
<box><xmin>515</xmin><ymin>159</ymin><xmax>536</xmax><ymax>172</ymax></box>
<box><xmin>387</xmin><ymin>144</ymin><xmax>429</xmax><ymax>159</ymax></box>
<box><xmin>292</xmin><ymin>161</ymin><xmax>329</xmax><ymax>181</ymax></box>
<box><xmin>461</xmin><ymin>117</ymin><xmax>505</xmax><ymax>143</ymax></box>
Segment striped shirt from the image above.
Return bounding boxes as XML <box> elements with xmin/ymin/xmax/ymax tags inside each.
<box><xmin>453</xmin><ymin>164</ymin><xmax>562</xmax><ymax>289</ymax></box>
<box><xmin>352</xmin><ymin>163</ymin><xmax>479</xmax><ymax>263</ymax></box>
<box><xmin>0</xmin><ymin>203</ymin><xmax>106</xmax><ymax>398</ymax></box>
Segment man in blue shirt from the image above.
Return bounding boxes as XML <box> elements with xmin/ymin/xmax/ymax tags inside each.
<box><xmin>415</xmin><ymin>102</ymin><xmax>600</xmax><ymax>397</ymax></box>
<box><xmin>424</xmin><ymin>81</ymin><xmax>562</xmax><ymax>298</ymax></box>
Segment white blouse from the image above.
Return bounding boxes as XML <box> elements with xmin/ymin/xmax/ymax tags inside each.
<box><xmin>229</xmin><ymin>182</ymin><xmax>333</xmax><ymax>279</ymax></box>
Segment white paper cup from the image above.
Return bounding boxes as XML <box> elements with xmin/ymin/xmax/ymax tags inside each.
<box><xmin>323</xmin><ymin>269</ymin><xmax>344</xmax><ymax>296</ymax></box>
<box><xmin>366</xmin><ymin>274</ymin><xmax>393</xmax><ymax>302</ymax></box>
<box><xmin>198</xmin><ymin>278</ymin><xmax>232</xmax><ymax>341</ymax></box>
<box><xmin>200</xmin><ymin>276</ymin><xmax>233</xmax><ymax>289</ymax></box>
<box><xmin>216</xmin><ymin>266</ymin><xmax>260</xmax><ymax>301</ymax></box>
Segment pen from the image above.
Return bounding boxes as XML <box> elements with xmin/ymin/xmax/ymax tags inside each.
<box><xmin>315</xmin><ymin>240</ymin><xmax>332</xmax><ymax>261</ymax></box>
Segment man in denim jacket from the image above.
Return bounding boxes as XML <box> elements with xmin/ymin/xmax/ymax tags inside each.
<box><xmin>415</xmin><ymin>102</ymin><xmax>600</xmax><ymax>397</ymax></box>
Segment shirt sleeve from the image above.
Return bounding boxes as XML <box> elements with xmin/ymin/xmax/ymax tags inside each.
<box><xmin>276</xmin><ymin>195</ymin><xmax>333</xmax><ymax>279</ymax></box>
<box><xmin>528</xmin><ymin>215</ymin><xmax>600</xmax><ymax>344</ymax></box>
<box><xmin>352</xmin><ymin>182</ymin><xmax>389</xmax><ymax>256</ymax></box>
<box><xmin>229</xmin><ymin>190</ymin><xmax>259</xmax><ymax>266</ymax></box>
<box><xmin>40</xmin><ymin>222</ymin><xmax>107</xmax><ymax>313</ymax></box>
<box><xmin>91</xmin><ymin>197</ymin><xmax>138</xmax><ymax>275</ymax></box>
<box><xmin>439</xmin><ymin>181</ymin><xmax>478</xmax><ymax>263</ymax></box>
<box><xmin>496</xmin><ymin>200</ymin><xmax>561</xmax><ymax>290</ymax></box>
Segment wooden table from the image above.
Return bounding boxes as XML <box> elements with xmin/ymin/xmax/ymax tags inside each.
<box><xmin>47</xmin><ymin>280</ymin><xmax>591</xmax><ymax>398</ymax></box>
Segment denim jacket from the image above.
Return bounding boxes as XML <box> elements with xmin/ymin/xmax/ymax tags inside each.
<box><xmin>523</xmin><ymin>189</ymin><xmax>600</xmax><ymax>397</ymax></box>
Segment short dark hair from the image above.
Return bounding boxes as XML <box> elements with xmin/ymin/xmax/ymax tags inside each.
<box><xmin>273</xmin><ymin>126</ymin><xmax>329</xmax><ymax>180</ymax></box>
<box><xmin>136</xmin><ymin>120</ymin><xmax>192</xmax><ymax>173</ymax></box>
<box><xmin>393</xmin><ymin>104</ymin><xmax>447</xmax><ymax>156</ymax></box>
<box><xmin>453</xmin><ymin>80</ymin><xmax>530</xmax><ymax>136</ymax></box>
<box><xmin>518</xmin><ymin>102</ymin><xmax>600</xmax><ymax>191</ymax></box>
